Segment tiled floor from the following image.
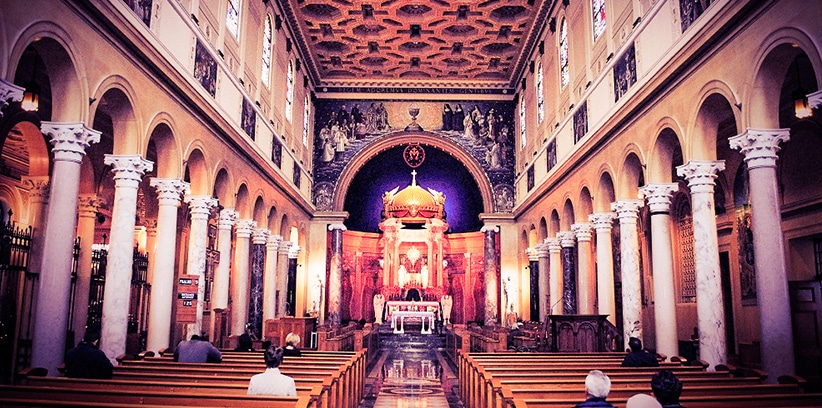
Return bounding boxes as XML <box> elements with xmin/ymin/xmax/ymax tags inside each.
<box><xmin>359</xmin><ymin>345</ymin><xmax>463</xmax><ymax>408</ymax></box>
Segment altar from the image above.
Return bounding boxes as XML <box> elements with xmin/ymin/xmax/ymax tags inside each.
<box><xmin>386</xmin><ymin>301</ymin><xmax>440</xmax><ymax>334</ymax></box>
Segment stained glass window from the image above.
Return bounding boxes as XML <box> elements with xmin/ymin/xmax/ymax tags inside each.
<box><xmin>226</xmin><ymin>0</ymin><xmax>240</xmax><ymax>39</ymax></box>
<box><xmin>536</xmin><ymin>61</ymin><xmax>545</xmax><ymax>124</ymax></box>
<box><xmin>592</xmin><ymin>0</ymin><xmax>606</xmax><ymax>42</ymax></box>
<box><xmin>261</xmin><ymin>14</ymin><xmax>272</xmax><ymax>87</ymax></box>
<box><xmin>559</xmin><ymin>19</ymin><xmax>569</xmax><ymax>88</ymax></box>
<box><xmin>520</xmin><ymin>96</ymin><xmax>527</xmax><ymax>149</ymax></box>
<box><xmin>302</xmin><ymin>95</ymin><xmax>310</xmax><ymax>146</ymax></box>
<box><xmin>286</xmin><ymin>60</ymin><xmax>294</xmax><ymax>122</ymax></box>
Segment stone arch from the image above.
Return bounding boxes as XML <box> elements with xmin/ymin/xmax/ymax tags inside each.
<box><xmin>280</xmin><ymin>214</ymin><xmax>291</xmax><ymax>239</ymax></box>
<box><xmin>549</xmin><ymin>209</ymin><xmax>560</xmax><ymax>236</ymax></box>
<box><xmin>539</xmin><ymin>217</ymin><xmax>548</xmax><ymax>241</ymax></box>
<box><xmin>184</xmin><ymin>148</ymin><xmax>210</xmax><ymax>196</ymax></box>
<box><xmin>561</xmin><ymin>199</ymin><xmax>574</xmax><ymax>230</ymax></box>
<box><xmin>648</xmin><ymin>119</ymin><xmax>685</xmax><ymax>184</ymax></box>
<box><xmin>578</xmin><ymin>186</ymin><xmax>593</xmax><ymax>219</ymax></box>
<box><xmin>8</xmin><ymin>23</ymin><xmax>87</xmax><ymax>122</ymax></box>
<box><xmin>252</xmin><ymin>195</ymin><xmax>266</xmax><ymax>226</ymax></box>
<box><xmin>332</xmin><ymin>132</ymin><xmax>494</xmax><ymax>213</ymax></box>
<box><xmin>618</xmin><ymin>152</ymin><xmax>645</xmax><ymax>200</ymax></box>
<box><xmin>213</xmin><ymin>168</ymin><xmax>234</xmax><ymax>209</ymax></box>
<box><xmin>746</xmin><ymin>27</ymin><xmax>822</xmax><ymax>129</ymax></box>
<box><xmin>144</xmin><ymin>113</ymin><xmax>183</xmax><ymax>179</ymax></box>
<box><xmin>595</xmin><ymin>166</ymin><xmax>617</xmax><ymax>212</ymax></box>
<box><xmin>235</xmin><ymin>183</ymin><xmax>251</xmax><ymax>219</ymax></box>
<box><xmin>267</xmin><ymin>205</ymin><xmax>279</xmax><ymax>232</ymax></box>
<box><xmin>528</xmin><ymin>224</ymin><xmax>538</xmax><ymax>247</ymax></box>
<box><xmin>90</xmin><ymin>76</ymin><xmax>142</xmax><ymax>155</ymax></box>
<box><xmin>689</xmin><ymin>81</ymin><xmax>741</xmax><ymax>161</ymax></box>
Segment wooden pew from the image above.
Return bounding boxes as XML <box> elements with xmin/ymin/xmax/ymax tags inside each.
<box><xmin>0</xmin><ymin>384</ymin><xmax>312</xmax><ymax>407</ymax></box>
<box><xmin>510</xmin><ymin>392</ymin><xmax>822</xmax><ymax>407</ymax></box>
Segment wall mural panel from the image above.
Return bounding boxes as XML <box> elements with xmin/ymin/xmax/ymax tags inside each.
<box><xmin>312</xmin><ymin>99</ymin><xmax>516</xmax><ymax>215</ymax></box>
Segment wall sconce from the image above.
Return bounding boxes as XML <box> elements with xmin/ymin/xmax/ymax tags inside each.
<box><xmin>794</xmin><ymin>59</ymin><xmax>812</xmax><ymax>119</ymax></box>
<box><xmin>21</xmin><ymin>52</ymin><xmax>40</xmax><ymax>112</ymax></box>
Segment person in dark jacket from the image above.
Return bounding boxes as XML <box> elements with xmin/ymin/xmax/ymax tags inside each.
<box><xmin>174</xmin><ymin>334</ymin><xmax>222</xmax><ymax>363</ymax></box>
<box><xmin>65</xmin><ymin>328</ymin><xmax>113</xmax><ymax>379</ymax></box>
<box><xmin>621</xmin><ymin>337</ymin><xmax>659</xmax><ymax>367</ymax></box>
<box><xmin>575</xmin><ymin>370</ymin><xmax>615</xmax><ymax>407</ymax></box>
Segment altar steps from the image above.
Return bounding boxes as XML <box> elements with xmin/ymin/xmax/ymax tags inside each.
<box><xmin>377</xmin><ymin>323</ymin><xmax>447</xmax><ymax>351</ymax></box>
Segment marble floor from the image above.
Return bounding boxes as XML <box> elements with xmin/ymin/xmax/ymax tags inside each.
<box><xmin>359</xmin><ymin>342</ymin><xmax>463</xmax><ymax>408</ymax></box>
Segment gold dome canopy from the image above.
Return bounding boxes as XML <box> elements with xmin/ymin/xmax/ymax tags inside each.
<box><xmin>382</xmin><ymin>170</ymin><xmax>445</xmax><ymax>223</ymax></box>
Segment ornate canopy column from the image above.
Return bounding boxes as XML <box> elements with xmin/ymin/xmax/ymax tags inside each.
<box><xmin>677</xmin><ymin>160</ymin><xmax>727</xmax><ymax>370</ymax></box>
<box><xmin>209</xmin><ymin>208</ymin><xmax>236</xmax><ymax>341</ymax></box>
<box><xmin>589</xmin><ymin>212</ymin><xmax>616</xmax><ymax>325</ymax></box>
<box><xmin>249</xmin><ymin>228</ymin><xmax>269</xmax><ymax>337</ymax></box>
<box><xmin>72</xmin><ymin>195</ymin><xmax>100</xmax><ymax>338</ymax></box>
<box><xmin>730</xmin><ymin>128</ymin><xmax>794</xmax><ymax>381</ymax></box>
<box><xmin>264</xmin><ymin>235</ymin><xmax>282</xmax><ymax>323</ymax></box>
<box><xmin>0</xmin><ymin>79</ymin><xmax>24</xmax><ymax>117</ymax></box>
<box><xmin>276</xmin><ymin>240</ymin><xmax>293</xmax><ymax>317</ymax></box>
<box><xmin>557</xmin><ymin>231</ymin><xmax>577</xmax><ymax>315</ymax></box>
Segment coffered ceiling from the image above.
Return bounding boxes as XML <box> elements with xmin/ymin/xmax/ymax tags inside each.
<box><xmin>277</xmin><ymin>0</ymin><xmax>553</xmax><ymax>94</ymax></box>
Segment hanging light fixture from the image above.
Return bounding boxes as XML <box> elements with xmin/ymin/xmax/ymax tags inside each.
<box><xmin>794</xmin><ymin>58</ymin><xmax>812</xmax><ymax>119</ymax></box>
<box><xmin>21</xmin><ymin>50</ymin><xmax>40</xmax><ymax>112</ymax></box>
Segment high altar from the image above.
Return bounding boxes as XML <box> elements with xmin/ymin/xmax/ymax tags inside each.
<box><xmin>335</xmin><ymin>171</ymin><xmax>490</xmax><ymax>326</ymax></box>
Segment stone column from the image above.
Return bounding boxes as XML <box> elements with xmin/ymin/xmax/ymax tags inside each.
<box><xmin>589</xmin><ymin>212</ymin><xmax>617</xmax><ymax>325</ymax></box>
<box><xmin>611</xmin><ymin>200</ymin><xmax>644</xmax><ymax>348</ymax></box>
<box><xmin>677</xmin><ymin>160</ymin><xmax>726</xmax><ymax>370</ymax></box>
<box><xmin>182</xmin><ymin>195</ymin><xmax>218</xmax><ymax>340</ymax></box>
<box><xmin>572</xmin><ymin>223</ymin><xmax>595</xmax><ymax>315</ymax></box>
<box><xmin>209</xmin><ymin>208</ymin><xmax>236</xmax><ymax>341</ymax></box>
<box><xmin>0</xmin><ymin>79</ymin><xmax>24</xmax><ymax>117</ymax></box>
<box><xmin>21</xmin><ymin>176</ymin><xmax>49</xmax><ymax>275</ymax></box>
<box><xmin>730</xmin><ymin>129</ymin><xmax>794</xmax><ymax>381</ymax></box>
<box><xmin>557</xmin><ymin>231</ymin><xmax>577</xmax><ymax>315</ymax></box>
<box><xmin>31</xmin><ymin>123</ymin><xmax>100</xmax><ymax>376</ymax></box>
<box><xmin>640</xmin><ymin>183</ymin><xmax>679</xmax><ymax>361</ymax></box>
<box><xmin>145</xmin><ymin>179</ymin><xmax>189</xmax><ymax>352</ymax></box>
<box><xmin>287</xmin><ymin>245</ymin><xmax>300</xmax><ymax>316</ymax></box>
<box><xmin>545</xmin><ymin>237</ymin><xmax>563</xmax><ymax>315</ymax></box>
<box><xmin>99</xmin><ymin>155</ymin><xmax>153</xmax><ymax>363</ymax></box>
<box><xmin>536</xmin><ymin>244</ymin><xmax>550</xmax><ymax>323</ymax></box>
<box><xmin>276</xmin><ymin>241</ymin><xmax>292</xmax><ymax>317</ymax></box>
<box><xmin>72</xmin><ymin>195</ymin><xmax>100</xmax><ymax>335</ymax></box>
<box><xmin>482</xmin><ymin>224</ymin><xmax>499</xmax><ymax>325</ymax></box>
<box><xmin>328</xmin><ymin>224</ymin><xmax>346</xmax><ymax>325</ymax></box>
<box><xmin>263</xmin><ymin>235</ymin><xmax>282</xmax><ymax>323</ymax></box>
<box><xmin>526</xmin><ymin>247</ymin><xmax>539</xmax><ymax>322</ymax></box>
<box><xmin>249</xmin><ymin>228</ymin><xmax>269</xmax><ymax>337</ymax></box>
<box><xmin>231</xmin><ymin>219</ymin><xmax>256</xmax><ymax>335</ymax></box>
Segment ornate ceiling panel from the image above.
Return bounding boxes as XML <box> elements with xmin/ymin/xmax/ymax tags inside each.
<box><xmin>278</xmin><ymin>0</ymin><xmax>552</xmax><ymax>94</ymax></box>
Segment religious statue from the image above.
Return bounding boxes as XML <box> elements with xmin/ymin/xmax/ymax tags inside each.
<box><xmin>420</xmin><ymin>262</ymin><xmax>429</xmax><ymax>288</ymax></box>
<box><xmin>373</xmin><ymin>293</ymin><xmax>386</xmax><ymax>324</ymax></box>
<box><xmin>440</xmin><ymin>294</ymin><xmax>453</xmax><ymax>325</ymax></box>
<box><xmin>397</xmin><ymin>264</ymin><xmax>408</xmax><ymax>287</ymax></box>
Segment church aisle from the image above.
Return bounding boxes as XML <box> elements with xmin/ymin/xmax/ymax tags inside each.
<box><xmin>360</xmin><ymin>344</ymin><xmax>463</xmax><ymax>408</ymax></box>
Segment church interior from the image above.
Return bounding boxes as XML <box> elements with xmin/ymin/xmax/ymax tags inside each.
<box><xmin>1</xmin><ymin>0</ymin><xmax>822</xmax><ymax>406</ymax></box>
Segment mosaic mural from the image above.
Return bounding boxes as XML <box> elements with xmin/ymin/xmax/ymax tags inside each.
<box><xmin>312</xmin><ymin>99</ymin><xmax>517</xmax><ymax>215</ymax></box>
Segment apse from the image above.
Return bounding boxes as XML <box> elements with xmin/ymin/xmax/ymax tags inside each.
<box><xmin>343</xmin><ymin>144</ymin><xmax>484</xmax><ymax>233</ymax></box>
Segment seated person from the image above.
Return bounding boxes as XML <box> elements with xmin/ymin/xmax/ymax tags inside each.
<box><xmin>626</xmin><ymin>393</ymin><xmax>662</xmax><ymax>408</ymax></box>
<box><xmin>247</xmin><ymin>346</ymin><xmax>297</xmax><ymax>396</ymax></box>
<box><xmin>235</xmin><ymin>323</ymin><xmax>255</xmax><ymax>352</ymax></box>
<box><xmin>65</xmin><ymin>328</ymin><xmax>113</xmax><ymax>379</ymax></box>
<box><xmin>174</xmin><ymin>334</ymin><xmax>222</xmax><ymax>363</ymax></box>
<box><xmin>575</xmin><ymin>370</ymin><xmax>615</xmax><ymax>407</ymax></box>
<box><xmin>283</xmin><ymin>332</ymin><xmax>302</xmax><ymax>356</ymax></box>
<box><xmin>507</xmin><ymin>322</ymin><xmax>523</xmax><ymax>349</ymax></box>
<box><xmin>651</xmin><ymin>369</ymin><xmax>685</xmax><ymax>408</ymax></box>
<box><xmin>621</xmin><ymin>337</ymin><xmax>659</xmax><ymax>367</ymax></box>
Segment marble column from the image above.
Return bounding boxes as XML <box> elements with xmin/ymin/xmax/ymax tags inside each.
<box><xmin>209</xmin><ymin>208</ymin><xmax>236</xmax><ymax>341</ymax></box>
<box><xmin>276</xmin><ymin>241</ymin><xmax>292</xmax><ymax>317</ymax></box>
<box><xmin>482</xmin><ymin>225</ymin><xmax>499</xmax><ymax>325</ymax></box>
<box><xmin>611</xmin><ymin>200</ymin><xmax>644</xmax><ymax>348</ymax></box>
<box><xmin>21</xmin><ymin>176</ymin><xmax>49</xmax><ymax>275</ymax></box>
<box><xmin>557</xmin><ymin>231</ymin><xmax>577</xmax><ymax>315</ymax></box>
<box><xmin>572</xmin><ymin>223</ymin><xmax>595</xmax><ymax>315</ymax></box>
<box><xmin>249</xmin><ymin>228</ymin><xmax>269</xmax><ymax>337</ymax></box>
<box><xmin>536</xmin><ymin>244</ymin><xmax>550</xmax><ymax>322</ymax></box>
<box><xmin>589</xmin><ymin>212</ymin><xmax>617</xmax><ymax>325</ymax></box>
<box><xmin>527</xmin><ymin>247</ymin><xmax>540</xmax><ymax>322</ymax></box>
<box><xmin>231</xmin><ymin>219</ymin><xmax>256</xmax><ymax>335</ymax></box>
<box><xmin>328</xmin><ymin>224</ymin><xmax>346</xmax><ymax>325</ymax></box>
<box><xmin>182</xmin><ymin>195</ymin><xmax>218</xmax><ymax>340</ymax></box>
<box><xmin>640</xmin><ymin>183</ymin><xmax>679</xmax><ymax>361</ymax></box>
<box><xmin>31</xmin><ymin>122</ymin><xmax>100</xmax><ymax>376</ymax></box>
<box><xmin>730</xmin><ymin>129</ymin><xmax>794</xmax><ymax>381</ymax></box>
<box><xmin>0</xmin><ymin>79</ymin><xmax>24</xmax><ymax>117</ymax></box>
<box><xmin>263</xmin><ymin>235</ymin><xmax>282</xmax><ymax>323</ymax></box>
<box><xmin>99</xmin><ymin>155</ymin><xmax>153</xmax><ymax>363</ymax></box>
<box><xmin>145</xmin><ymin>179</ymin><xmax>189</xmax><ymax>352</ymax></box>
<box><xmin>73</xmin><ymin>195</ymin><xmax>101</xmax><ymax>336</ymax></box>
<box><xmin>287</xmin><ymin>245</ymin><xmax>300</xmax><ymax>316</ymax></box>
<box><xmin>677</xmin><ymin>160</ymin><xmax>726</xmax><ymax>370</ymax></box>
<box><xmin>546</xmin><ymin>238</ymin><xmax>563</xmax><ymax>315</ymax></box>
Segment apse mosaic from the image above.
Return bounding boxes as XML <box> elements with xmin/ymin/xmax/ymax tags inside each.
<box><xmin>312</xmin><ymin>99</ymin><xmax>517</xmax><ymax>218</ymax></box>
